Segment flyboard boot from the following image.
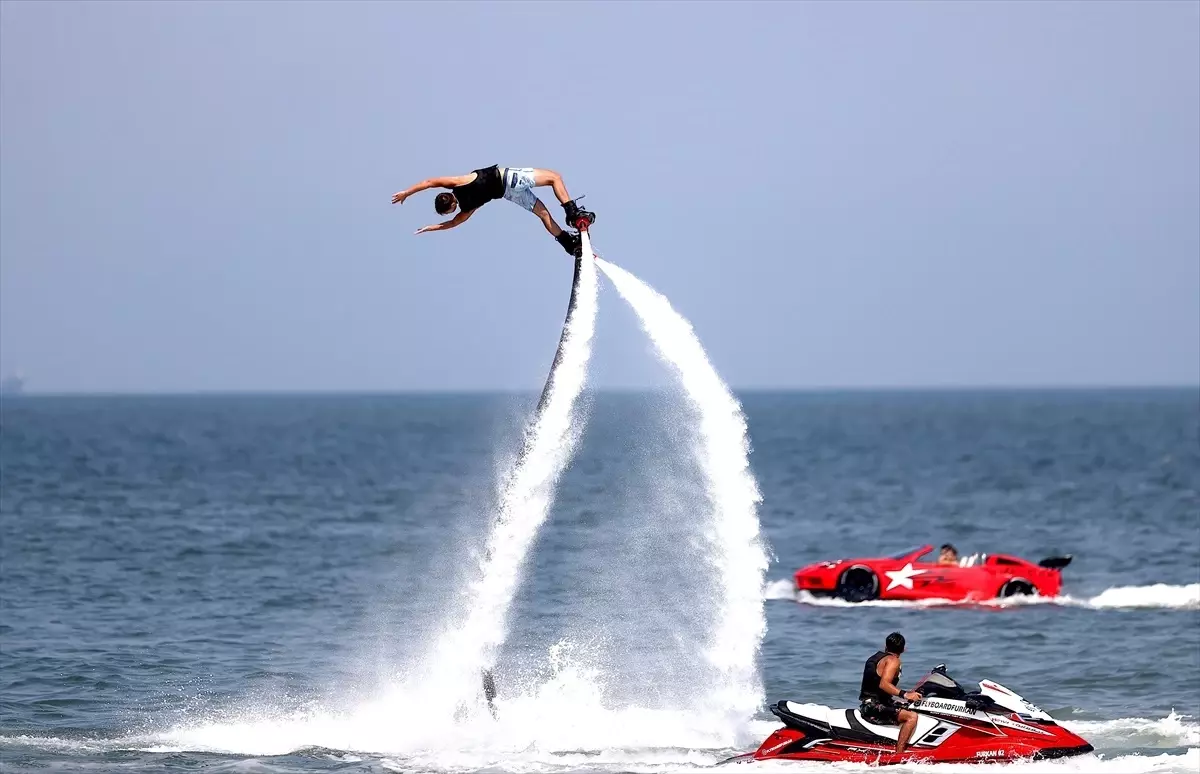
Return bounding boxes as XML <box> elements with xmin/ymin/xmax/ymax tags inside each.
<box><xmin>563</xmin><ymin>197</ymin><xmax>595</xmax><ymax>231</ymax></box>
<box><xmin>555</xmin><ymin>230</ymin><xmax>583</xmax><ymax>258</ymax></box>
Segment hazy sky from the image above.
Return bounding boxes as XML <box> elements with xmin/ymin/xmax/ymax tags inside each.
<box><xmin>2</xmin><ymin>1</ymin><xmax>1197</xmax><ymax>392</ymax></box>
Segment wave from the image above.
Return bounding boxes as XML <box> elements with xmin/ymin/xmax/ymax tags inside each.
<box><xmin>1085</xmin><ymin>584</ymin><xmax>1200</xmax><ymax>610</ymax></box>
<box><xmin>1069</xmin><ymin>711</ymin><xmax>1200</xmax><ymax>749</ymax></box>
<box><xmin>0</xmin><ymin>734</ymin><xmax>115</xmax><ymax>754</ymax></box>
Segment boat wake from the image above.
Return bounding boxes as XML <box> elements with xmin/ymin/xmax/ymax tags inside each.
<box><xmin>765</xmin><ymin>580</ymin><xmax>1200</xmax><ymax>611</ymax></box>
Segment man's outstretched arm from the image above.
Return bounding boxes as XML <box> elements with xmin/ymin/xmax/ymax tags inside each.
<box><xmin>415</xmin><ymin>208</ymin><xmax>474</xmax><ymax>234</ymax></box>
<box><xmin>392</xmin><ymin>175</ymin><xmax>470</xmax><ymax>204</ymax></box>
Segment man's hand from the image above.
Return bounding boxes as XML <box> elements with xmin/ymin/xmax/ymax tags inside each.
<box><xmin>413</xmin><ymin>209</ymin><xmax>471</xmax><ymax>235</ymax></box>
<box><xmin>903</xmin><ymin>691</ymin><xmax>922</xmax><ymax>702</ymax></box>
<box><xmin>392</xmin><ymin>191</ymin><xmax>410</xmax><ymax>205</ymax></box>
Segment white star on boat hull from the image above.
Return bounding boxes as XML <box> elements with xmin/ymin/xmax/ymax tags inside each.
<box><xmin>885</xmin><ymin>562</ymin><xmax>927</xmax><ymax>591</ymax></box>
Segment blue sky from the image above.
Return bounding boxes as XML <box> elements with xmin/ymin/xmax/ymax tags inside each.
<box><xmin>1</xmin><ymin>1</ymin><xmax>1197</xmax><ymax>391</ymax></box>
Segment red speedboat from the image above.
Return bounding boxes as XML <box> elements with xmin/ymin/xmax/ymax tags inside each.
<box><xmin>724</xmin><ymin>665</ymin><xmax>1093</xmax><ymax>765</ymax></box>
<box><xmin>794</xmin><ymin>545</ymin><xmax>1072</xmax><ymax>602</ymax></box>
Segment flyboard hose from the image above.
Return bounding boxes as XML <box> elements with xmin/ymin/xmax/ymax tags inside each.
<box><xmin>533</xmin><ymin>256</ymin><xmax>584</xmax><ymax>415</ymax></box>
<box><xmin>534</xmin><ymin>209</ymin><xmax>593</xmax><ymax>414</ymax></box>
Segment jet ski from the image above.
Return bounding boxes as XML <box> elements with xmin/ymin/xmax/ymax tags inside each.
<box><xmin>725</xmin><ymin>665</ymin><xmax>1093</xmax><ymax>765</ymax></box>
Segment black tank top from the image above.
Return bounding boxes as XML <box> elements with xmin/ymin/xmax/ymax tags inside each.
<box><xmin>453</xmin><ymin>165</ymin><xmax>504</xmax><ymax>213</ymax></box>
<box><xmin>859</xmin><ymin>651</ymin><xmax>901</xmax><ymax>702</ymax></box>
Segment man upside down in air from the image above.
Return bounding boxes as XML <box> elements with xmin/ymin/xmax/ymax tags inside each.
<box><xmin>391</xmin><ymin>166</ymin><xmax>595</xmax><ymax>257</ymax></box>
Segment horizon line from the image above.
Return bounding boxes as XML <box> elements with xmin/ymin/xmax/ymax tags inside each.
<box><xmin>3</xmin><ymin>384</ymin><xmax>1198</xmax><ymax>398</ymax></box>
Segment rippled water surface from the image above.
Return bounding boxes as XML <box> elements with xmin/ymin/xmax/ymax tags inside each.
<box><xmin>1</xmin><ymin>391</ymin><xmax>1197</xmax><ymax>772</ymax></box>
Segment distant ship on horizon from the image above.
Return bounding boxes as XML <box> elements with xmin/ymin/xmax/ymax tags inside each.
<box><xmin>1</xmin><ymin>372</ymin><xmax>27</xmax><ymax>395</ymax></box>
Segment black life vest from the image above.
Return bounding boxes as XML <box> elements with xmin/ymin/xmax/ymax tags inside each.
<box><xmin>453</xmin><ymin>165</ymin><xmax>504</xmax><ymax>213</ymax></box>
<box><xmin>859</xmin><ymin>651</ymin><xmax>901</xmax><ymax>702</ymax></box>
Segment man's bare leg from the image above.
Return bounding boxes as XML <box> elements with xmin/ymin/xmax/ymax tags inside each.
<box><xmin>895</xmin><ymin>709</ymin><xmax>917</xmax><ymax>754</ymax></box>
<box><xmin>531</xmin><ymin>170</ymin><xmax>594</xmax><ymax>231</ymax></box>
<box><xmin>534</xmin><ymin>199</ymin><xmax>581</xmax><ymax>257</ymax></box>
<box><xmin>532</xmin><ymin>200</ymin><xmax>564</xmax><ymax>236</ymax></box>
<box><xmin>531</xmin><ymin>169</ymin><xmax>571</xmax><ymax>205</ymax></box>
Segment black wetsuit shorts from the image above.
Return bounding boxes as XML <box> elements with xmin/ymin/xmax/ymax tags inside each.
<box><xmin>860</xmin><ymin>697</ymin><xmax>901</xmax><ymax>725</ymax></box>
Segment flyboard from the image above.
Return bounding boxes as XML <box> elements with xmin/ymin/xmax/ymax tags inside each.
<box><xmin>532</xmin><ymin>200</ymin><xmax>596</xmax><ymax>414</ymax></box>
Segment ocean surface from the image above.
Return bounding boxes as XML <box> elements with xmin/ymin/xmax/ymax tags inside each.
<box><xmin>2</xmin><ymin>390</ymin><xmax>1198</xmax><ymax>773</ymax></box>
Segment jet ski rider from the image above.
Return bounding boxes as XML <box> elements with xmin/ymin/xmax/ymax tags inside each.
<box><xmin>860</xmin><ymin>632</ymin><xmax>922</xmax><ymax>755</ymax></box>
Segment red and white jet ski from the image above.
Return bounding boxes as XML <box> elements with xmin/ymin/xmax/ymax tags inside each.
<box><xmin>725</xmin><ymin>665</ymin><xmax>1093</xmax><ymax>765</ymax></box>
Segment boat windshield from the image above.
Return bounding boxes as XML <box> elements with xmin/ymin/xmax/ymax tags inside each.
<box><xmin>888</xmin><ymin>545</ymin><xmax>930</xmax><ymax>561</ymax></box>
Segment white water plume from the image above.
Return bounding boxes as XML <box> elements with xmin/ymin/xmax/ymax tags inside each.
<box><xmin>421</xmin><ymin>239</ymin><xmax>599</xmax><ymax>710</ymax></box>
<box><xmin>595</xmin><ymin>257</ymin><xmax>769</xmax><ymax>723</ymax></box>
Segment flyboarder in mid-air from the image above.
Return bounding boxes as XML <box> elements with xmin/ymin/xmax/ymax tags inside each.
<box><xmin>391</xmin><ymin>166</ymin><xmax>595</xmax><ymax>257</ymax></box>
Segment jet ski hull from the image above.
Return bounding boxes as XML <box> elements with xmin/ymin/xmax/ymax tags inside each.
<box><xmin>730</xmin><ymin>723</ymin><xmax>1093</xmax><ymax>765</ymax></box>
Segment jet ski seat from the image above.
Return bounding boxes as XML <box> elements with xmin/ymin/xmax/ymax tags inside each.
<box><xmin>772</xmin><ymin>702</ymin><xmax>904</xmax><ymax>743</ymax></box>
